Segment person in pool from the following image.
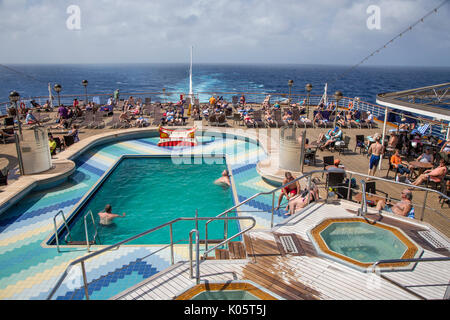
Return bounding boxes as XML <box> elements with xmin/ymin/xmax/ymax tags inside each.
<box><xmin>215</xmin><ymin>170</ymin><xmax>231</xmax><ymax>187</ymax></box>
<box><xmin>98</xmin><ymin>204</ymin><xmax>126</xmax><ymax>226</ymax></box>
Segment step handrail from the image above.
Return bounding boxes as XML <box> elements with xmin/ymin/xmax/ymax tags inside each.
<box><xmin>83</xmin><ymin>210</ymin><xmax>99</xmax><ymax>252</ymax></box>
<box><xmin>47</xmin><ymin>215</ymin><xmax>255</xmax><ymax>300</ymax></box>
<box><xmin>53</xmin><ymin>210</ymin><xmax>73</xmax><ymax>253</ymax></box>
<box><xmin>370</xmin><ymin>256</ymin><xmax>450</xmax><ymax>300</ymax></box>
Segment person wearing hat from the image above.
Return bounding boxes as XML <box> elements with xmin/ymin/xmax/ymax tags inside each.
<box><xmin>367</xmin><ymin>133</ymin><xmax>384</xmax><ymax>178</ymax></box>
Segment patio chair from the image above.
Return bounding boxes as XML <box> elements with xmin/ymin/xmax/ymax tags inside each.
<box><xmin>208</xmin><ymin>114</ymin><xmax>218</xmax><ymax>126</ymax></box>
<box><xmin>322</xmin><ymin>156</ymin><xmax>334</xmax><ymax>177</ymax></box>
<box><xmin>217</xmin><ymin>114</ymin><xmax>228</xmax><ymax>127</ymax></box>
<box><xmin>335</xmin><ymin>136</ymin><xmax>351</xmax><ymax>155</ymax></box>
<box><xmin>1</xmin><ymin>129</ymin><xmax>15</xmax><ymax>144</ymax></box>
<box><xmin>63</xmin><ymin>135</ymin><xmax>75</xmax><ymax>147</ymax></box>
<box><xmin>272</xmin><ymin>110</ymin><xmax>285</xmax><ymax>127</ymax></box>
<box><xmin>354</xmin><ymin>135</ymin><xmax>367</xmax><ymax>154</ymax></box>
<box><xmin>232</xmin><ymin>113</ymin><xmax>242</xmax><ymax>126</ymax></box>
<box><xmin>0</xmin><ymin>168</ymin><xmax>9</xmax><ymax>186</ymax></box>
<box><xmin>252</xmin><ymin>110</ymin><xmax>266</xmax><ymax>128</ymax></box>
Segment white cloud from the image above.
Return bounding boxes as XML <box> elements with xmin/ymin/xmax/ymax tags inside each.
<box><xmin>0</xmin><ymin>0</ymin><xmax>448</xmax><ymax>66</ymax></box>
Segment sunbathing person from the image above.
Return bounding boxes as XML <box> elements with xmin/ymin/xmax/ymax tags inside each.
<box><xmin>317</xmin><ymin>127</ymin><xmax>342</xmax><ymax>150</ymax></box>
<box><xmin>215</xmin><ymin>170</ymin><xmax>231</xmax><ymax>187</ymax></box>
<box><xmin>282</xmin><ymin>110</ymin><xmax>294</xmax><ymax>126</ymax></box>
<box><xmin>376</xmin><ymin>189</ymin><xmax>413</xmax><ymax>217</ymax></box>
<box><xmin>265</xmin><ymin>111</ymin><xmax>276</xmax><ymax>127</ymax></box>
<box><xmin>98</xmin><ymin>204</ymin><xmax>126</xmax><ymax>226</ymax></box>
<box><xmin>275</xmin><ymin>172</ymin><xmax>300</xmax><ymax>210</ymax></box>
<box><xmin>285</xmin><ymin>181</ymin><xmax>320</xmax><ymax>216</ymax></box>
<box><xmin>243</xmin><ymin>114</ymin><xmax>255</xmax><ymax>127</ymax></box>
<box><xmin>411</xmin><ymin>159</ymin><xmax>447</xmax><ymax>187</ymax></box>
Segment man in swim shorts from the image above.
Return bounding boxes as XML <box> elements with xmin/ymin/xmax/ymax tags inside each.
<box><xmin>275</xmin><ymin>172</ymin><xmax>300</xmax><ymax>210</ymax></box>
<box><xmin>98</xmin><ymin>204</ymin><xmax>126</xmax><ymax>226</ymax></box>
<box><xmin>368</xmin><ymin>133</ymin><xmax>384</xmax><ymax>178</ymax></box>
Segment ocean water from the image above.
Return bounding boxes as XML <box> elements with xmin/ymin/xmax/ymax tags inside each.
<box><xmin>1</xmin><ymin>64</ymin><xmax>449</xmax><ymax>109</ymax></box>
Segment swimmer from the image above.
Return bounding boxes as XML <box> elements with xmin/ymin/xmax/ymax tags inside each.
<box><xmin>215</xmin><ymin>170</ymin><xmax>231</xmax><ymax>187</ymax></box>
<box><xmin>98</xmin><ymin>204</ymin><xmax>126</xmax><ymax>226</ymax></box>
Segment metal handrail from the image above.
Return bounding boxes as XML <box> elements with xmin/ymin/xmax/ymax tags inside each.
<box><xmin>371</xmin><ymin>256</ymin><xmax>450</xmax><ymax>271</ymax></box>
<box><xmin>83</xmin><ymin>210</ymin><xmax>99</xmax><ymax>252</ymax></box>
<box><xmin>370</xmin><ymin>257</ymin><xmax>450</xmax><ymax>300</ymax></box>
<box><xmin>53</xmin><ymin>210</ymin><xmax>73</xmax><ymax>253</ymax></box>
<box><xmin>47</xmin><ymin>215</ymin><xmax>255</xmax><ymax>300</ymax></box>
<box><xmin>208</xmin><ymin>169</ymin><xmax>329</xmax><ymax>232</ymax></box>
<box><xmin>210</xmin><ymin>168</ymin><xmax>450</xmax><ymax>235</ymax></box>
<box><xmin>344</xmin><ymin>169</ymin><xmax>450</xmax><ymax>222</ymax></box>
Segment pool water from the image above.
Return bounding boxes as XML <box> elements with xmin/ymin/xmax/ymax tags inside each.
<box><xmin>191</xmin><ymin>290</ymin><xmax>260</xmax><ymax>300</ymax></box>
<box><xmin>64</xmin><ymin>157</ymin><xmax>237</xmax><ymax>245</ymax></box>
<box><xmin>320</xmin><ymin>222</ymin><xmax>408</xmax><ymax>263</ymax></box>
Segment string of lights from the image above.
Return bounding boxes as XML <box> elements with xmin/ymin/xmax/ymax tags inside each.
<box><xmin>328</xmin><ymin>0</ymin><xmax>449</xmax><ymax>86</ymax></box>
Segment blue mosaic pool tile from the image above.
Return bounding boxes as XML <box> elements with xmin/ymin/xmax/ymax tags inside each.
<box><xmin>56</xmin><ymin>259</ymin><xmax>159</xmax><ymax>300</ymax></box>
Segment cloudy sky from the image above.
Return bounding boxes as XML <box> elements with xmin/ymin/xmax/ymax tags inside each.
<box><xmin>0</xmin><ymin>0</ymin><xmax>449</xmax><ymax>66</ymax></box>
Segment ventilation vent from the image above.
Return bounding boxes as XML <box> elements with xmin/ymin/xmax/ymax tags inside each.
<box><xmin>418</xmin><ymin>231</ymin><xmax>450</xmax><ymax>249</ymax></box>
<box><xmin>280</xmin><ymin>236</ymin><xmax>298</xmax><ymax>254</ymax></box>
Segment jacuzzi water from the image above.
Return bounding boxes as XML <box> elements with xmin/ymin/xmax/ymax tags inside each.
<box><xmin>320</xmin><ymin>222</ymin><xmax>408</xmax><ymax>263</ymax></box>
<box><xmin>191</xmin><ymin>290</ymin><xmax>260</xmax><ymax>300</ymax></box>
<box><xmin>64</xmin><ymin>157</ymin><xmax>237</xmax><ymax>245</ymax></box>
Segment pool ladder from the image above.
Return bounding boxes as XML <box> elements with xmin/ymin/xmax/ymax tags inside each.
<box><xmin>53</xmin><ymin>210</ymin><xmax>99</xmax><ymax>252</ymax></box>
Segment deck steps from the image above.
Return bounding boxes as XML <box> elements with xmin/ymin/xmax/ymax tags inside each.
<box><xmin>213</xmin><ymin>241</ymin><xmax>247</xmax><ymax>260</ymax></box>
<box><xmin>215</xmin><ymin>249</ymin><xmax>230</xmax><ymax>260</ymax></box>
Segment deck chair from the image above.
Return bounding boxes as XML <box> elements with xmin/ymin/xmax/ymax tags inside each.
<box><xmin>364</xmin><ymin>181</ymin><xmax>388</xmax><ymax>204</ymax></box>
<box><xmin>208</xmin><ymin>114</ymin><xmax>218</xmax><ymax>126</ymax></box>
<box><xmin>1</xmin><ymin>129</ymin><xmax>15</xmax><ymax>144</ymax></box>
<box><xmin>385</xmin><ymin>161</ymin><xmax>400</xmax><ymax>180</ymax></box>
<box><xmin>322</xmin><ymin>156</ymin><xmax>334</xmax><ymax>177</ymax></box>
<box><xmin>106</xmin><ymin>112</ymin><xmax>121</xmax><ymax>128</ymax></box>
<box><xmin>252</xmin><ymin>110</ymin><xmax>266</xmax><ymax>128</ymax></box>
<box><xmin>233</xmin><ymin>113</ymin><xmax>242</xmax><ymax>126</ymax></box>
<box><xmin>327</xmin><ymin>170</ymin><xmax>347</xmax><ymax>198</ymax></box>
<box><xmin>335</xmin><ymin>136</ymin><xmax>351</xmax><ymax>155</ymax></box>
<box><xmin>217</xmin><ymin>114</ymin><xmax>228</xmax><ymax>127</ymax></box>
<box><xmin>291</xmin><ymin>108</ymin><xmax>304</xmax><ymax>128</ymax></box>
<box><xmin>272</xmin><ymin>110</ymin><xmax>285</xmax><ymax>127</ymax></box>
<box><xmin>91</xmin><ymin>112</ymin><xmax>106</xmax><ymax>129</ymax></box>
<box><xmin>354</xmin><ymin>135</ymin><xmax>367</xmax><ymax>154</ymax></box>
<box><xmin>0</xmin><ymin>168</ymin><xmax>9</xmax><ymax>186</ymax></box>
<box><xmin>53</xmin><ymin>137</ymin><xmax>63</xmax><ymax>153</ymax></box>
<box><xmin>63</xmin><ymin>135</ymin><xmax>75</xmax><ymax>147</ymax></box>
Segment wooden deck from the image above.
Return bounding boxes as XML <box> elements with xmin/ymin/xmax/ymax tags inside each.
<box><xmin>113</xmin><ymin>201</ymin><xmax>449</xmax><ymax>300</ymax></box>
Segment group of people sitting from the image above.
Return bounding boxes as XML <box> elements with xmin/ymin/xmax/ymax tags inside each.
<box><xmin>275</xmin><ymin>172</ymin><xmax>321</xmax><ymax>216</ymax></box>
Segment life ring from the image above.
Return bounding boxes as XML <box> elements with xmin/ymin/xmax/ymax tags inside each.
<box><xmin>19</xmin><ymin>102</ymin><xmax>27</xmax><ymax>113</ymax></box>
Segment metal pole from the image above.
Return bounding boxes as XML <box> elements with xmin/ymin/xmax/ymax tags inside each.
<box><xmin>379</xmin><ymin>107</ymin><xmax>389</xmax><ymax>171</ymax></box>
<box><xmin>80</xmin><ymin>261</ymin><xmax>90</xmax><ymax>300</ymax></box>
<box><xmin>271</xmin><ymin>192</ymin><xmax>275</xmax><ymax>228</ymax></box>
<box><xmin>347</xmin><ymin>173</ymin><xmax>352</xmax><ymax>200</ymax></box>
<box><xmin>420</xmin><ymin>190</ymin><xmax>429</xmax><ymax>221</ymax></box>
<box><xmin>14</xmin><ymin>101</ymin><xmax>23</xmax><ymax>139</ymax></box>
<box><xmin>85</xmin><ymin>87</ymin><xmax>88</xmax><ymax>104</ymax></box>
<box><xmin>307</xmin><ymin>92</ymin><xmax>310</xmax><ymax>118</ymax></box>
<box><xmin>300</xmin><ymin>129</ymin><xmax>306</xmax><ymax>172</ymax></box>
<box><xmin>14</xmin><ymin>133</ymin><xmax>25</xmax><ymax>175</ymax></box>
<box><xmin>169</xmin><ymin>224</ymin><xmax>174</xmax><ymax>265</ymax></box>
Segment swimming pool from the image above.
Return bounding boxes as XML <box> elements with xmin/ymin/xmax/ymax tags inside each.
<box><xmin>54</xmin><ymin>155</ymin><xmax>238</xmax><ymax>245</ymax></box>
